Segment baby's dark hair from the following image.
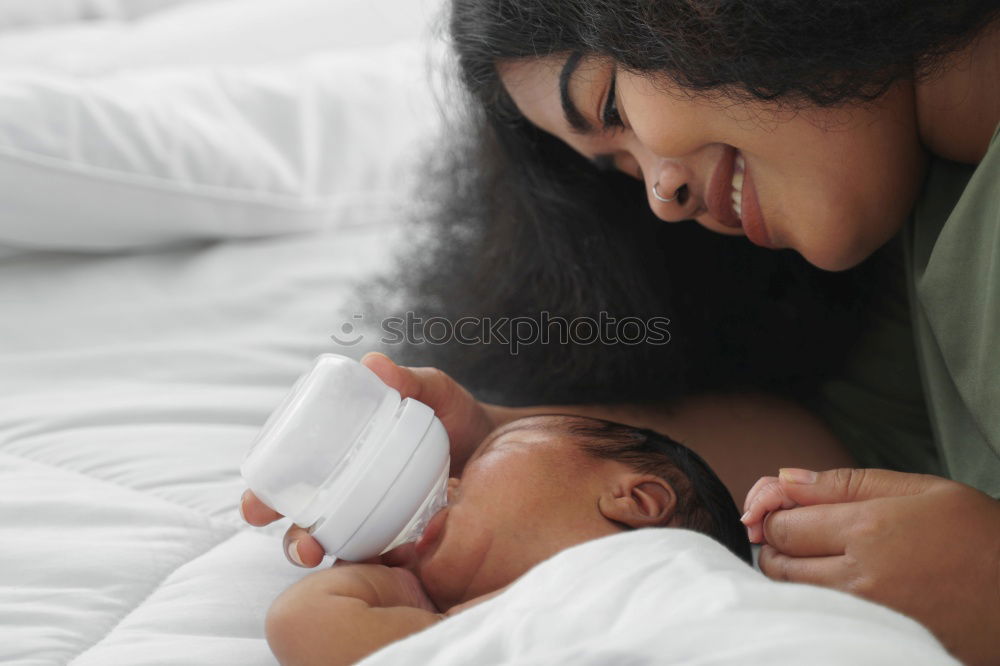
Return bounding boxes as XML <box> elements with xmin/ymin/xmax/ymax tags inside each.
<box><xmin>559</xmin><ymin>415</ymin><xmax>752</xmax><ymax>565</ymax></box>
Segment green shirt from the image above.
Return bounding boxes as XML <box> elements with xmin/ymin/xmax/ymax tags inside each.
<box><xmin>905</xmin><ymin>123</ymin><xmax>1000</xmax><ymax>498</ymax></box>
<box><xmin>818</xmin><ymin>124</ymin><xmax>1000</xmax><ymax>499</ymax></box>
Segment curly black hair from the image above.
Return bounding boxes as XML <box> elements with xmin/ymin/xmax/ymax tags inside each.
<box><xmin>451</xmin><ymin>0</ymin><xmax>1000</xmax><ymax>109</ymax></box>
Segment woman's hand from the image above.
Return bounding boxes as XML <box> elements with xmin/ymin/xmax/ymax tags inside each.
<box><xmin>743</xmin><ymin>467</ymin><xmax>1000</xmax><ymax>665</ymax></box>
<box><xmin>241</xmin><ymin>352</ymin><xmax>498</xmax><ymax>568</ymax></box>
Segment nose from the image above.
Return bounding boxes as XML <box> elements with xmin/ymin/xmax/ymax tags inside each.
<box><xmin>645</xmin><ymin>158</ymin><xmax>695</xmax><ymax>222</ymax></box>
<box><xmin>629</xmin><ymin>144</ymin><xmax>695</xmax><ymax>222</ymax></box>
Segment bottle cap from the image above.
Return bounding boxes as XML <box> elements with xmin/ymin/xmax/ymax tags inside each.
<box><xmin>241</xmin><ymin>354</ymin><xmax>450</xmax><ymax>560</ymax></box>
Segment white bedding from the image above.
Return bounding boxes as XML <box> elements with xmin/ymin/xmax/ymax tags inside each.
<box><xmin>362</xmin><ymin>529</ymin><xmax>956</xmax><ymax>666</ymax></box>
<box><xmin>0</xmin><ymin>2</ymin><xmax>958</xmax><ymax>665</ymax></box>
<box><xmin>0</xmin><ymin>226</ymin><xmax>405</xmax><ymax>665</ymax></box>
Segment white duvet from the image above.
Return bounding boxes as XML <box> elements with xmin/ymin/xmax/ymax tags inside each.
<box><xmin>0</xmin><ymin>1</ymin><xmax>958</xmax><ymax>665</ymax></box>
<box><xmin>363</xmin><ymin>529</ymin><xmax>955</xmax><ymax>666</ymax></box>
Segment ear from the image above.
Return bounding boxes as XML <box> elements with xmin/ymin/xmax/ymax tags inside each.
<box><xmin>598</xmin><ymin>475</ymin><xmax>677</xmax><ymax>529</ymax></box>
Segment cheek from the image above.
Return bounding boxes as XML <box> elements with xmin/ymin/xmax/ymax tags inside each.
<box><xmin>754</xmin><ymin>103</ymin><xmax>924</xmax><ymax>270</ymax></box>
<box><xmin>416</xmin><ymin>516</ymin><xmax>490</xmax><ymax>608</ymax></box>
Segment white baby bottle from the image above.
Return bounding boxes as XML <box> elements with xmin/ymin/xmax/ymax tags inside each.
<box><xmin>241</xmin><ymin>353</ymin><xmax>450</xmax><ymax>561</ymax></box>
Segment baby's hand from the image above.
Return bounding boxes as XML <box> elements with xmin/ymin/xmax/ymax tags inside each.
<box><xmin>330</xmin><ymin>561</ymin><xmax>440</xmax><ymax>613</ymax></box>
<box><xmin>741</xmin><ymin>475</ymin><xmax>800</xmax><ymax>544</ymax></box>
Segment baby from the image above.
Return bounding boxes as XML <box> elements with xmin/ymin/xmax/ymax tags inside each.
<box><xmin>263</xmin><ymin>414</ymin><xmax>752</xmax><ymax>666</ymax></box>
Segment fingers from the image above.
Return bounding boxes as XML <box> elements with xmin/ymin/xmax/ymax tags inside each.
<box><xmin>362</xmin><ymin>352</ymin><xmax>471</xmax><ymax>421</ymax></box>
<box><xmin>743</xmin><ymin>475</ymin><xmax>779</xmax><ymax>514</ymax></box>
<box><xmin>741</xmin><ymin>476</ymin><xmax>797</xmax><ymax>543</ymax></box>
<box><xmin>361</xmin><ymin>352</ymin><xmax>426</xmax><ymax>401</ymax></box>
<box><xmin>761</xmin><ymin>503</ymin><xmax>856</xmax><ymax>556</ymax></box>
<box><xmin>758</xmin><ymin>545</ymin><xmax>848</xmax><ymax>587</ymax></box>
<box><xmin>775</xmin><ymin>467</ymin><xmax>941</xmax><ymax>506</ymax></box>
<box><xmin>283</xmin><ymin>526</ymin><xmax>325</xmax><ymax>568</ymax></box>
<box><xmin>361</xmin><ymin>352</ymin><xmax>495</xmax><ymax>469</ymax></box>
<box><xmin>240</xmin><ymin>490</ymin><xmax>282</xmax><ymax>526</ymax></box>
<box><xmin>241</xmin><ymin>491</ymin><xmax>326</xmax><ymax>567</ymax></box>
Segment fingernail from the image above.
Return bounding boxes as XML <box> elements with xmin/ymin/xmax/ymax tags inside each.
<box><xmin>287</xmin><ymin>540</ymin><xmax>305</xmax><ymax>567</ymax></box>
<box><xmin>238</xmin><ymin>490</ymin><xmax>249</xmax><ymax>522</ymax></box>
<box><xmin>740</xmin><ymin>511</ymin><xmax>751</xmax><ymax>524</ymax></box>
<box><xmin>779</xmin><ymin>468</ymin><xmax>818</xmax><ymax>484</ymax></box>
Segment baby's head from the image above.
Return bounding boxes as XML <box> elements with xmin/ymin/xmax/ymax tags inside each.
<box><xmin>412</xmin><ymin>414</ymin><xmax>752</xmax><ymax>610</ymax></box>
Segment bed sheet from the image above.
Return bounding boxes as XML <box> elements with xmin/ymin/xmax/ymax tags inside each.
<box><xmin>0</xmin><ymin>221</ymin><xmax>404</xmax><ymax>665</ymax></box>
<box><xmin>361</xmin><ymin>529</ymin><xmax>957</xmax><ymax>666</ymax></box>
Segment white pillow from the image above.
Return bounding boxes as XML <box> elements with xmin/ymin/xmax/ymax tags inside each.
<box><xmin>0</xmin><ymin>0</ymin><xmax>212</xmax><ymax>31</ymax></box>
<box><xmin>0</xmin><ymin>40</ymin><xmax>445</xmax><ymax>252</ymax></box>
<box><xmin>0</xmin><ymin>0</ymin><xmax>445</xmax><ymax>74</ymax></box>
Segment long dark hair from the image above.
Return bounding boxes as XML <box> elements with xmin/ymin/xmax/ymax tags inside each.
<box><xmin>452</xmin><ymin>0</ymin><xmax>1000</xmax><ymax>109</ymax></box>
<box><xmin>364</xmin><ymin>1</ymin><xmax>996</xmax><ymax>407</ymax></box>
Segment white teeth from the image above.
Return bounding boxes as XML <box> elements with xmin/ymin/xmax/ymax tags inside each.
<box><xmin>731</xmin><ymin>153</ymin><xmax>745</xmax><ymax>218</ymax></box>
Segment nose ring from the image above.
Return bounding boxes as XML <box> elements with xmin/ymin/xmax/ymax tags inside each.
<box><xmin>652</xmin><ymin>182</ymin><xmax>678</xmax><ymax>203</ymax></box>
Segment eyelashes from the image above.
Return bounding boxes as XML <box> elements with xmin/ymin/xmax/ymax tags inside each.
<box><xmin>601</xmin><ymin>71</ymin><xmax>624</xmax><ymax>130</ymax></box>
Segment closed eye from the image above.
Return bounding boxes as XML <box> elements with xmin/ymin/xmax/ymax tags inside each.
<box><xmin>601</xmin><ymin>71</ymin><xmax>624</xmax><ymax>131</ymax></box>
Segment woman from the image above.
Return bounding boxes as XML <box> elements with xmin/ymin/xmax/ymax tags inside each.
<box><xmin>245</xmin><ymin>1</ymin><xmax>1000</xmax><ymax>662</ymax></box>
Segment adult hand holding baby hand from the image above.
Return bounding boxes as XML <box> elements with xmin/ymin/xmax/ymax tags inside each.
<box><xmin>241</xmin><ymin>352</ymin><xmax>497</xmax><ymax>568</ymax></box>
<box><xmin>743</xmin><ymin>467</ymin><xmax>1000</xmax><ymax>665</ymax></box>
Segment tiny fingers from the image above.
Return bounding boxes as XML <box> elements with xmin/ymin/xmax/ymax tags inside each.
<box><xmin>741</xmin><ymin>477</ymin><xmax>798</xmax><ymax>543</ymax></box>
<box><xmin>743</xmin><ymin>476</ymin><xmax>779</xmax><ymax>515</ymax></box>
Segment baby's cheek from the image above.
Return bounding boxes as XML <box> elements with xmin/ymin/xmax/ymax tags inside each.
<box><xmin>416</xmin><ymin>560</ymin><xmax>459</xmax><ymax>612</ymax></box>
<box><xmin>416</xmin><ymin>524</ymin><xmax>488</xmax><ymax>611</ymax></box>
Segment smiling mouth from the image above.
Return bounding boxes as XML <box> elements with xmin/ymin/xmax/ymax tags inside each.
<box><xmin>731</xmin><ymin>153</ymin><xmax>745</xmax><ymax>219</ymax></box>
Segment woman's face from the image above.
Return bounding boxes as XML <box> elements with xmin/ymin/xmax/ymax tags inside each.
<box><xmin>499</xmin><ymin>55</ymin><xmax>928</xmax><ymax>271</ymax></box>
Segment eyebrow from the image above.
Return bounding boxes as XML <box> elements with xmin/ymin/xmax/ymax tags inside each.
<box><xmin>559</xmin><ymin>51</ymin><xmax>595</xmax><ymax>135</ymax></box>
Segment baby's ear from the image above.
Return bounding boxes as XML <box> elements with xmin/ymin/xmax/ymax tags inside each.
<box><xmin>598</xmin><ymin>475</ymin><xmax>677</xmax><ymax>529</ymax></box>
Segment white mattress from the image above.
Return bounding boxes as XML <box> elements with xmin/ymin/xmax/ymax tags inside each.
<box><xmin>0</xmin><ymin>2</ymin><xmax>959</xmax><ymax>665</ymax></box>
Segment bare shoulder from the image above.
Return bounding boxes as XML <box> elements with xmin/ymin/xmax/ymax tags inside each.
<box><xmin>660</xmin><ymin>393</ymin><xmax>854</xmax><ymax>501</ymax></box>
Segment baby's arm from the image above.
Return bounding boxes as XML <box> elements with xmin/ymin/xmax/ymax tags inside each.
<box><xmin>266</xmin><ymin>564</ymin><xmax>443</xmax><ymax>666</ymax></box>
<box><xmin>741</xmin><ymin>475</ymin><xmax>800</xmax><ymax>544</ymax></box>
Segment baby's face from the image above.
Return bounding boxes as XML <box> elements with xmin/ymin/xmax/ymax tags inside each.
<box><xmin>412</xmin><ymin>416</ymin><xmax>629</xmax><ymax>610</ymax></box>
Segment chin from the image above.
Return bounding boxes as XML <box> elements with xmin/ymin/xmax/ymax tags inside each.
<box><xmin>805</xmin><ymin>253</ymin><xmax>866</xmax><ymax>272</ymax></box>
<box><xmin>798</xmin><ymin>235</ymin><xmax>880</xmax><ymax>272</ymax></box>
